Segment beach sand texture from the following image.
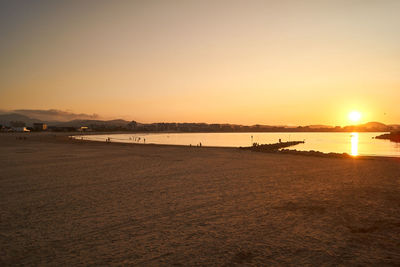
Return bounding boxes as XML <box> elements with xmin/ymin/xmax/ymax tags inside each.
<box><xmin>1</xmin><ymin>133</ymin><xmax>400</xmax><ymax>265</ymax></box>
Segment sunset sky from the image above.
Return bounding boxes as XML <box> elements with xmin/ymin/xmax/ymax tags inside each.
<box><xmin>1</xmin><ymin>0</ymin><xmax>399</xmax><ymax>126</ymax></box>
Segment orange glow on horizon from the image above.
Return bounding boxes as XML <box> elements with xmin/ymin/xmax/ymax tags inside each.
<box><xmin>0</xmin><ymin>1</ymin><xmax>399</xmax><ymax>125</ymax></box>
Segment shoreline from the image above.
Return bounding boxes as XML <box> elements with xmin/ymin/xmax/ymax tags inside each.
<box><xmin>69</xmin><ymin>132</ymin><xmax>399</xmax><ymax>161</ymax></box>
<box><xmin>4</xmin><ymin>131</ymin><xmax>399</xmax><ymax>160</ymax></box>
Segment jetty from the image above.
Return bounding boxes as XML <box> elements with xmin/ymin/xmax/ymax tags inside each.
<box><xmin>375</xmin><ymin>132</ymin><xmax>400</xmax><ymax>142</ymax></box>
<box><xmin>242</xmin><ymin>140</ymin><xmax>305</xmax><ymax>152</ymax></box>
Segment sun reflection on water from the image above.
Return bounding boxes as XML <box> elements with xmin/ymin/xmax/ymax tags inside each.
<box><xmin>350</xmin><ymin>132</ymin><xmax>359</xmax><ymax>156</ymax></box>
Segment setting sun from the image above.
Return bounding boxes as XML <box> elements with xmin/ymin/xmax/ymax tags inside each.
<box><xmin>348</xmin><ymin>111</ymin><xmax>362</xmax><ymax>123</ymax></box>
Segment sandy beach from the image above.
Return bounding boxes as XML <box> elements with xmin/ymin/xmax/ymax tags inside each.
<box><xmin>1</xmin><ymin>132</ymin><xmax>399</xmax><ymax>266</ymax></box>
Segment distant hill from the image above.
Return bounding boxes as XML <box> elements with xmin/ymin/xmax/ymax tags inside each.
<box><xmin>12</xmin><ymin>109</ymin><xmax>100</xmax><ymax>122</ymax></box>
<box><xmin>361</xmin><ymin>121</ymin><xmax>388</xmax><ymax>129</ymax></box>
<box><xmin>388</xmin><ymin>124</ymin><xmax>400</xmax><ymax>130</ymax></box>
<box><xmin>55</xmin><ymin>119</ymin><xmax>130</xmax><ymax>128</ymax></box>
<box><xmin>0</xmin><ymin>113</ymin><xmax>43</xmax><ymax>126</ymax></box>
<box><xmin>0</xmin><ymin>111</ymin><xmax>130</xmax><ymax>129</ymax></box>
<box><xmin>0</xmin><ymin>110</ymin><xmax>398</xmax><ymax>132</ymax></box>
<box><xmin>343</xmin><ymin>121</ymin><xmax>390</xmax><ymax>132</ymax></box>
<box><xmin>308</xmin><ymin>125</ymin><xmax>335</xmax><ymax>129</ymax></box>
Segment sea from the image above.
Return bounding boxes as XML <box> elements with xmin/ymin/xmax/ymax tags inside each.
<box><xmin>74</xmin><ymin>132</ymin><xmax>400</xmax><ymax>157</ymax></box>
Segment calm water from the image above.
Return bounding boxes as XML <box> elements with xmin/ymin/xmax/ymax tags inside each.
<box><xmin>74</xmin><ymin>132</ymin><xmax>400</xmax><ymax>157</ymax></box>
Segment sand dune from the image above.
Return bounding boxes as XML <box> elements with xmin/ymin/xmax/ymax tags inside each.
<box><xmin>1</xmin><ymin>133</ymin><xmax>399</xmax><ymax>265</ymax></box>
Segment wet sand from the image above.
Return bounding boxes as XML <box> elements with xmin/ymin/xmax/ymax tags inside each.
<box><xmin>1</xmin><ymin>133</ymin><xmax>400</xmax><ymax>265</ymax></box>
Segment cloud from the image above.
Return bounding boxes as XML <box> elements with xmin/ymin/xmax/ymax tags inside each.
<box><xmin>12</xmin><ymin>109</ymin><xmax>101</xmax><ymax>122</ymax></box>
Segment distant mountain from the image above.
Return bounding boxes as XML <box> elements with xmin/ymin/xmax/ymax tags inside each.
<box><xmin>388</xmin><ymin>124</ymin><xmax>400</xmax><ymax>130</ymax></box>
<box><xmin>343</xmin><ymin>121</ymin><xmax>393</xmax><ymax>132</ymax></box>
<box><xmin>1</xmin><ymin>109</ymin><xmax>398</xmax><ymax>132</ymax></box>
<box><xmin>361</xmin><ymin>121</ymin><xmax>388</xmax><ymax>129</ymax></box>
<box><xmin>55</xmin><ymin>119</ymin><xmax>130</xmax><ymax>128</ymax></box>
<box><xmin>0</xmin><ymin>111</ymin><xmax>130</xmax><ymax>128</ymax></box>
<box><xmin>11</xmin><ymin>109</ymin><xmax>100</xmax><ymax>122</ymax></box>
<box><xmin>0</xmin><ymin>113</ymin><xmax>43</xmax><ymax>126</ymax></box>
<box><xmin>307</xmin><ymin>125</ymin><xmax>335</xmax><ymax>129</ymax></box>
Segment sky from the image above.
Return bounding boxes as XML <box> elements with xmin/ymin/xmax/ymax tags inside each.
<box><xmin>0</xmin><ymin>0</ymin><xmax>399</xmax><ymax>126</ymax></box>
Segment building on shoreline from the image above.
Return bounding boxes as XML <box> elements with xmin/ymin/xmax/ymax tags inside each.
<box><xmin>13</xmin><ymin>127</ymin><xmax>30</xmax><ymax>132</ymax></box>
<box><xmin>33</xmin><ymin>123</ymin><xmax>47</xmax><ymax>131</ymax></box>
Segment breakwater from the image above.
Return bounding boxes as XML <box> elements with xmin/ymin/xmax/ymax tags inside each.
<box><xmin>241</xmin><ymin>141</ymin><xmax>354</xmax><ymax>158</ymax></box>
<box><xmin>241</xmin><ymin>140</ymin><xmax>305</xmax><ymax>152</ymax></box>
<box><xmin>375</xmin><ymin>132</ymin><xmax>400</xmax><ymax>142</ymax></box>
